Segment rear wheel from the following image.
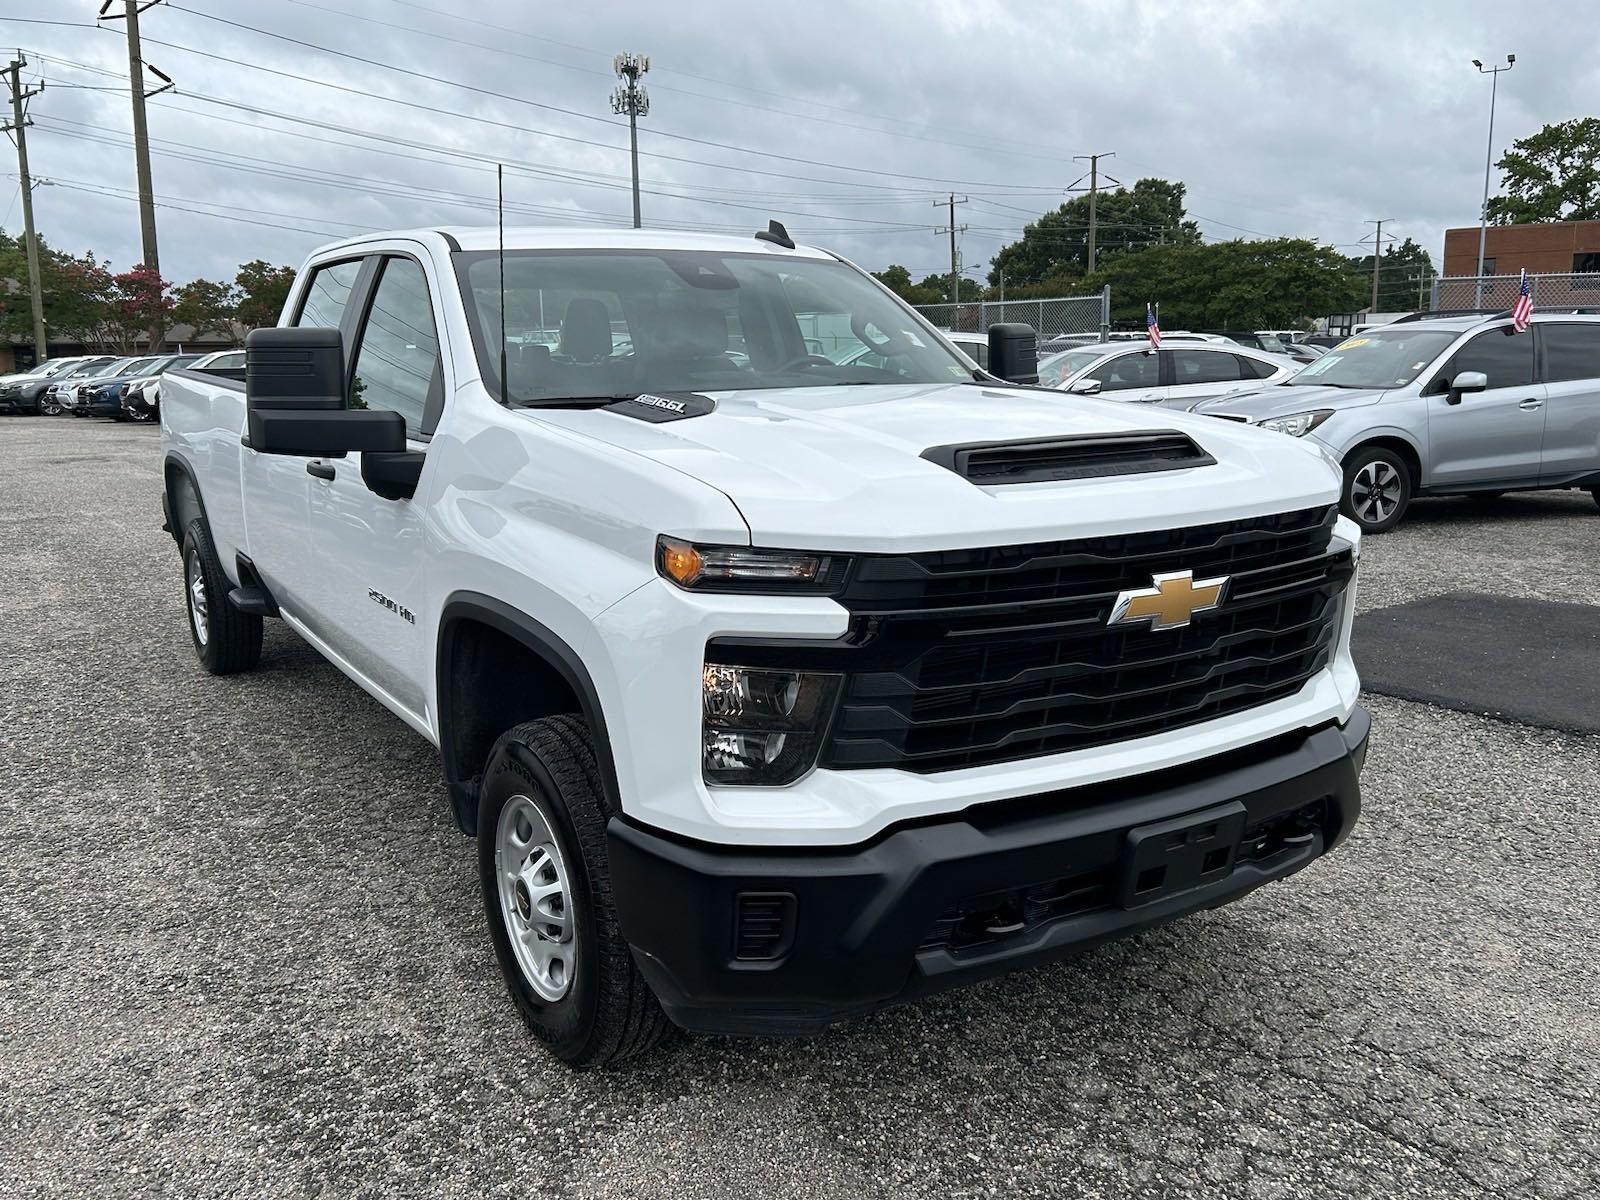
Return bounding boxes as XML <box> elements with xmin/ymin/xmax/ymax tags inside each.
<box><xmin>478</xmin><ymin>715</ymin><xmax>671</xmax><ymax>1068</ymax></box>
<box><xmin>180</xmin><ymin>518</ymin><xmax>262</xmax><ymax>674</ymax></box>
<box><xmin>1341</xmin><ymin>446</ymin><xmax>1413</xmax><ymax>534</ymax></box>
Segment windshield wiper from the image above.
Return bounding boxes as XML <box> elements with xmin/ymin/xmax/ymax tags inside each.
<box><xmin>512</xmin><ymin>395</ymin><xmax>641</xmax><ymax>409</ymax></box>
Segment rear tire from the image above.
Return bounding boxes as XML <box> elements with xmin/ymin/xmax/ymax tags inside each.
<box><xmin>478</xmin><ymin>715</ymin><xmax>671</xmax><ymax>1068</ymax></box>
<box><xmin>1341</xmin><ymin>446</ymin><xmax>1413</xmax><ymax>534</ymax></box>
<box><xmin>180</xmin><ymin>518</ymin><xmax>262</xmax><ymax>674</ymax></box>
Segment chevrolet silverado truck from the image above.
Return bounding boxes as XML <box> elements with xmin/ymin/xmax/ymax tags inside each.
<box><xmin>160</xmin><ymin>225</ymin><xmax>1369</xmax><ymax>1067</ymax></box>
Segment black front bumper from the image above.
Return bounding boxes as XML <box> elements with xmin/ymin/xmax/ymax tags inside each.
<box><xmin>609</xmin><ymin>708</ymin><xmax>1369</xmax><ymax>1036</ymax></box>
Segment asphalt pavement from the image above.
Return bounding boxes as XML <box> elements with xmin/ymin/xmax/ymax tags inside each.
<box><xmin>1</xmin><ymin>417</ymin><xmax>1596</xmax><ymax>1199</ymax></box>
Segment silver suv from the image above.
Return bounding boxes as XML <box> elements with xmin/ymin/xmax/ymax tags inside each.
<box><xmin>1188</xmin><ymin>313</ymin><xmax>1600</xmax><ymax>532</ymax></box>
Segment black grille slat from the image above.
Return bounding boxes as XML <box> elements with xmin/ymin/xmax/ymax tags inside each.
<box><xmin>815</xmin><ymin>507</ymin><xmax>1350</xmax><ymax>774</ymax></box>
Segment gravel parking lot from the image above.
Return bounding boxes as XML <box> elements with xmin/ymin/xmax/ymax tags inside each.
<box><xmin>2</xmin><ymin>417</ymin><xmax>1597</xmax><ymax>1199</ymax></box>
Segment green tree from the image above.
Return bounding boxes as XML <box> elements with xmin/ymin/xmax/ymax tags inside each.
<box><xmin>233</xmin><ymin>259</ymin><xmax>297</xmax><ymax>330</ymax></box>
<box><xmin>172</xmin><ymin>277</ymin><xmax>240</xmax><ymax>344</ymax></box>
<box><xmin>1084</xmin><ymin>239</ymin><xmax>1365</xmax><ymax>329</ymax></box>
<box><xmin>1486</xmin><ymin>118</ymin><xmax>1600</xmax><ymax>224</ymax></box>
<box><xmin>990</xmin><ymin>178</ymin><xmax>1202</xmax><ymax>286</ymax></box>
<box><xmin>915</xmin><ymin>272</ymin><xmax>984</xmax><ymax>303</ymax></box>
<box><xmin>871</xmin><ymin>264</ymin><xmax>946</xmax><ymax>306</ymax></box>
<box><xmin>46</xmin><ymin>252</ymin><xmax>117</xmax><ymax>347</ymax></box>
<box><xmin>1344</xmin><ymin>237</ymin><xmax>1435</xmax><ymax>312</ymax></box>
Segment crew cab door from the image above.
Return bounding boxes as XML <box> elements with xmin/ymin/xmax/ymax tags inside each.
<box><xmin>1423</xmin><ymin>327</ymin><xmax>1545</xmax><ymax>487</ymax></box>
<box><xmin>299</xmin><ymin>251</ymin><xmax>446</xmax><ymax>718</ymax></box>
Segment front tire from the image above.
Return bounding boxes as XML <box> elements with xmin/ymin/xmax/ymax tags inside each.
<box><xmin>1341</xmin><ymin>446</ymin><xmax>1413</xmax><ymax>534</ymax></box>
<box><xmin>180</xmin><ymin>518</ymin><xmax>262</xmax><ymax>674</ymax></box>
<box><xmin>39</xmin><ymin>396</ymin><xmax>61</xmax><ymax>416</ymax></box>
<box><xmin>478</xmin><ymin>715</ymin><xmax>670</xmax><ymax>1068</ymax></box>
<box><xmin>1590</xmin><ymin>487</ymin><xmax>1600</xmax><ymax>512</ymax></box>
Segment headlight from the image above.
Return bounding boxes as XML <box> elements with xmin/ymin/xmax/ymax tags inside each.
<box><xmin>657</xmin><ymin>536</ymin><xmax>847</xmax><ymax>594</ymax></box>
<box><xmin>701</xmin><ymin>664</ymin><xmax>841</xmax><ymax>785</ymax></box>
<box><xmin>1259</xmin><ymin>409</ymin><xmax>1334</xmax><ymax>438</ymax></box>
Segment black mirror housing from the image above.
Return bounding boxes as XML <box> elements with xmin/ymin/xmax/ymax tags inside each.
<box><xmin>987</xmin><ymin>323</ymin><xmax>1039</xmax><ymax>385</ymax></box>
<box><xmin>245</xmin><ymin>326</ymin><xmax>406</xmax><ymax>456</ymax></box>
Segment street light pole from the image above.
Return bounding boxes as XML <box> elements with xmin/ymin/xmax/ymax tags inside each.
<box><xmin>1472</xmin><ymin>54</ymin><xmax>1515</xmax><ymax>306</ymax></box>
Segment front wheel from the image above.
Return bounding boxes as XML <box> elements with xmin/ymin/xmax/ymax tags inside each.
<box><xmin>38</xmin><ymin>396</ymin><xmax>61</xmax><ymax>416</ymax></box>
<box><xmin>478</xmin><ymin>715</ymin><xmax>670</xmax><ymax>1068</ymax></box>
<box><xmin>1341</xmin><ymin>447</ymin><xmax>1413</xmax><ymax>534</ymax></box>
<box><xmin>1590</xmin><ymin>487</ymin><xmax>1600</xmax><ymax>512</ymax></box>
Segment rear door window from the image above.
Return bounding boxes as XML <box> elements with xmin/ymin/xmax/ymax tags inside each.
<box><xmin>1088</xmin><ymin>351</ymin><xmax>1160</xmax><ymax>391</ymax></box>
<box><xmin>295</xmin><ymin>259</ymin><xmax>364</xmax><ymax>330</ymax></box>
<box><xmin>1169</xmin><ymin>349</ymin><xmax>1247</xmax><ymax>385</ymax></box>
<box><xmin>1541</xmin><ymin>323</ymin><xmax>1600</xmax><ymax>383</ymax></box>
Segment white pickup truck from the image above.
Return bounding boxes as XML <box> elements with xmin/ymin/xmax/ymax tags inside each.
<box><xmin>161</xmin><ymin>224</ymin><xmax>1369</xmax><ymax>1067</ymax></box>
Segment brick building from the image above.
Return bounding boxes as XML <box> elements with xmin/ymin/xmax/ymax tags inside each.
<box><xmin>1442</xmin><ymin>219</ymin><xmax>1600</xmax><ymax>279</ymax></box>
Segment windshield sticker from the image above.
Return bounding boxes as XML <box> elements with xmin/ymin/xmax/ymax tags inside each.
<box><xmin>1335</xmin><ymin>337</ymin><xmax>1370</xmax><ymax>350</ymax></box>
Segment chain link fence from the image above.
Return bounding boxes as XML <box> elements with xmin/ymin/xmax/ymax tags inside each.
<box><xmin>915</xmin><ymin>289</ymin><xmax>1110</xmax><ymax>344</ymax></box>
<box><xmin>1430</xmin><ymin>271</ymin><xmax>1600</xmax><ymax>311</ymax></box>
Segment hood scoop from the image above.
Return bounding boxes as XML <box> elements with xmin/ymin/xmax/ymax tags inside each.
<box><xmin>922</xmin><ymin>430</ymin><xmax>1216</xmax><ymax>485</ymax></box>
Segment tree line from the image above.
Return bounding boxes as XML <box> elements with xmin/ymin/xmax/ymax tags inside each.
<box><xmin>873</xmin><ymin>118</ymin><xmax>1599</xmax><ymax>329</ymax></box>
<box><xmin>0</xmin><ymin>230</ymin><xmax>295</xmax><ymax>352</ymax></box>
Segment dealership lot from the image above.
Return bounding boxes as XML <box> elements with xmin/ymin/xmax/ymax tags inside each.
<box><xmin>1</xmin><ymin>419</ymin><xmax>1597</xmax><ymax>1199</ymax></box>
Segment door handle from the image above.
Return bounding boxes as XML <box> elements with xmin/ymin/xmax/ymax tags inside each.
<box><xmin>1518</xmin><ymin>398</ymin><xmax>1544</xmax><ymax>411</ymax></box>
<box><xmin>306</xmin><ymin>461</ymin><xmax>337</xmax><ymax>480</ymax></box>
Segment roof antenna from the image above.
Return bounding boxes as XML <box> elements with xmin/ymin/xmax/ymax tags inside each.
<box><xmin>754</xmin><ymin>219</ymin><xmax>794</xmax><ymax>250</ymax></box>
<box><xmin>497</xmin><ymin>163</ymin><xmax>509</xmax><ymax>407</ymax></box>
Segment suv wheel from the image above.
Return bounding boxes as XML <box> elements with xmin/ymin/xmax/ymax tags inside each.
<box><xmin>478</xmin><ymin>715</ymin><xmax>671</xmax><ymax>1068</ymax></box>
<box><xmin>1341</xmin><ymin>447</ymin><xmax>1412</xmax><ymax>534</ymax></box>
<box><xmin>1590</xmin><ymin>487</ymin><xmax>1600</xmax><ymax>512</ymax></box>
<box><xmin>180</xmin><ymin>518</ymin><xmax>263</xmax><ymax>674</ymax></box>
<box><xmin>38</xmin><ymin>395</ymin><xmax>62</xmax><ymax>416</ymax></box>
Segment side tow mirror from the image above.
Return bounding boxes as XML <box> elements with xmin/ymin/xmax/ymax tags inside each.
<box><xmin>1068</xmin><ymin>378</ymin><xmax>1103</xmax><ymax>396</ymax></box>
<box><xmin>1445</xmin><ymin>369</ymin><xmax>1488</xmax><ymax>405</ymax></box>
<box><xmin>987</xmin><ymin>322</ymin><xmax>1038</xmax><ymax>385</ymax></box>
<box><xmin>245</xmin><ymin>326</ymin><xmax>405</xmax><ymax>456</ymax></box>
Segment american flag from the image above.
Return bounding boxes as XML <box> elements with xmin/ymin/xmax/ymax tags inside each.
<box><xmin>1511</xmin><ymin>269</ymin><xmax>1533</xmax><ymax>333</ymax></box>
<box><xmin>1147</xmin><ymin>301</ymin><xmax>1162</xmax><ymax>349</ymax></box>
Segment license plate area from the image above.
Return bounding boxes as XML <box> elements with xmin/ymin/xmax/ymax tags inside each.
<box><xmin>1118</xmin><ymin>801</ymin><xmax>1247</xmax><ymax>909</ymax></box>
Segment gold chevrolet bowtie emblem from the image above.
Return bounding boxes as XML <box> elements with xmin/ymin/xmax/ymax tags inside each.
<box><xmin>1109</xmin><ymin>569</ymin><xmax>1229</xmax><ymax>631</ymax></box>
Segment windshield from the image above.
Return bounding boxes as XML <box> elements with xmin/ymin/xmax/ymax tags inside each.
<box><xmin>1253</xmin><ymin>333</ymin><xmax>1291</xmax><ymax>355</ymax></box>
<box><xmin>1289</xmin><ymin>329</ymin><xmax>1459</xmax><ymax>389</ymax></box>
<box><xmin>1039</xmin><ymin>348</ymin><xmax>1112</xmax><ymax>388</ymax></box>
<box><xmin>454</xmin><ymin>249</ymin><xmax>975</xmax><ymax>404</ymax></box>
<box><xmin>62</xmin><ymin>359</ymin><xmax>112</xmax><ymax>379</ymax></box>
<box><xmin>88</xmin><ymin>359</ymin><xmax>135</xmax><ymax>378</ymax></box>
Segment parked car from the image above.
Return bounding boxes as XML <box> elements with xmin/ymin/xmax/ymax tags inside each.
<box><xmin>67</xmin><ymin>355</ymin><xmax>169</xmax><ymax>418</ymax></box>
<box><xmin>60</xmin><ymin>357</ymin><xmax>150</xmax><ymax>416</ymax></box>
<box><xmin>117</xmin><ymin>353</ymin><xmax>209</xmax><ymax>422</ymax></box>
<box><xmin>1207</xmin><ymin>331</ymin><xmax>1296</xmax><ymax>356</ymax></box>
<box><xmin>36</xmin><ymin>357</ymin><xmax>121</xmax><ymax>415</ymax></box>
<box><xmin>1038</xmin><ymin>340</ymin><xmax>1297</xmax><ymax>406</ymax></box>
<box><xmin>160</xmin><ymin>226</ymin><xmax>1369</xmax><ymax>1066</ymax></box>
<box><xmin>1281</xmin><ymin>342</ymin><xmax>1328</xmax><ymax>365</ymax></box>
<box><xmin>0</xmin><ymin>356</ymin><xmax>113</xmax><ymax>415</ymax></box>
<box><xmin>1190</xmin><ymin>314</ymin><xmax>1600</xmax><ymax>532</ymax></box>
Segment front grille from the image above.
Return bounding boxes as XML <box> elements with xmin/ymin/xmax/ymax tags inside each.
<box><xmin>819</xmin><ymin>506</ymin><xmax>1350</xmax><ymax>774</ymax></box>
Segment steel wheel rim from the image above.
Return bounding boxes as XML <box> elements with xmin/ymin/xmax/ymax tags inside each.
<box><xmin>186</xmin><ymin>551</ymin><xmax>210</xmax><ymax>646</ymax></box>
<box><xmin>496</xmin><ymin>794</ymin><xmax>575</xmax><ymax>1002</ymax></box>
<box><xmin>1351</xmin><ymin>461</ymin><xmax>1402</xmax><ymax>523</ymax></box>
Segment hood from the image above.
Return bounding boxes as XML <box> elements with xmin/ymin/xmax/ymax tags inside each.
<box><xmin>529</xmin><ymin>381</ymin><xmax>1341</xmax><ymax>551</ymax></box>
<box><xmin>1187</xmin><ymin>383</ymin><xmax>1388</xmax><ymax>421</ymax></box>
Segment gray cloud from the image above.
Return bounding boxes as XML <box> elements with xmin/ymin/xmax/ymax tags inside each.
<box><xmin>3</xmin><ymin>0</ymin><xmax>1590</xmax><ymax>288</ymax></box>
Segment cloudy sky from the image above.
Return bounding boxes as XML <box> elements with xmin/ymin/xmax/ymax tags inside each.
<box><xmin>1</xmin><ymin>0</ymin><xmax>1591</xmax><ymax>290</ymax></box>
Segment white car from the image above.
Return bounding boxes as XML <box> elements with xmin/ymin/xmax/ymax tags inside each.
<box><xmin>1039</xmin><ymin>340</ymin><xmax>1298</xmax><ymax>408</ymax></box>
<box><xmin>161</xmin><ymin>224</ymin><xmax>1367</xmax><ymax>1066</ymax></box>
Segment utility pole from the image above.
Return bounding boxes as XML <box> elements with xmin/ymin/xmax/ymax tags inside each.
<box><xmin>99</xmin><ymin>1</ymin><xmax>173</xmax><ymax>347</ymax></box>
<box><xmin>933</xmin><ymin>194</ymin><xmax>968</xmax><ymax>306</ymax></box>
<box><xmin>1471</xmin><ymin>55</ymin><xmax>1515</xmax><ymax>306</ymax></box>
<box><xmin>610</xmin><ymin>53</ymin><xmax>650</xmax><ymax>228</ymax></box>
<box><xmin>1072</xmin><ymin>152</ymin><xmax>1116</xmax><ymax>273</ymax></box>
<box><xmin>1363</xmin><ymin>219</ymin><xmax>1395</xmax><ymax>312</ymax></box>
<box><xmin>3</xmin><ymin>53</ymin><xmax>47</xmax><ymax>366</ymax></box>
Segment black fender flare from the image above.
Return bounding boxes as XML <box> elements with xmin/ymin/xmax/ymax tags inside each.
<box><xmin>162</xmin><ymin>452</ymin><xmax>209</xmax><ymax>543</ymax></box>
<box><xmin>436</xmin><ymin>592</ymin><xmax>624</xmax><ymax>834</ymax></box>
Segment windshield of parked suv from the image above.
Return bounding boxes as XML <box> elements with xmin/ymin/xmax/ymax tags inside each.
<box><xmin>1289</xmin><ymin>329</ymin><xmax>1458</xmax><ymax>388</ymax></box>
<box><xmin>60</xmin><ymin>359</ymin><xmax>114</xmax><ymax>379</ymax></box>
<box><xmin>1253</xmin><ymin>333</ymin><xmax>1291</xmax><ymax>355</ymax></box>
<box><xmin>455</xmin><ymin>250</ymin><xmax>976</xmax><ymax>404</ymax></box>
<box><xmin>1039</xmin><ymin>348</ymin><xmax>1111</xmax><ymax>388</ymax></box>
